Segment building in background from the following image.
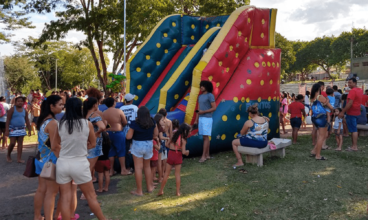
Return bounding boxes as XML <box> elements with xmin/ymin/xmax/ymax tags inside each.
<box><xmin>352</xmin><ymin>56</ymin><xmax>368</xmax><ymax>79</ymax></box>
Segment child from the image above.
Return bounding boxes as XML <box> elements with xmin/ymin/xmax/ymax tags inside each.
<box><xmin>5</xmin><ymin>96</ymin><xmax>31</xmax><ymax>163</ymax></box>
<box><xmin>153</xmin><ymin>114</ymin><xmax>169</xmax><ymax>182</ymax></box>
<box><xmin>334</xmin><ymin>108</ymin><xmax>343</xmax><ymax>151</ymax></box>
<box><xmin>151</xmin><ymin>138</ymin><xmax>160</xmax><ymax>183</ymax></box>
<box><xmin>158</xmin><ymin>123</ymin><xmax>190</xmax><ymax>197</ymax></box>
<box><xmin>171</xmin><ymin>119</ymin><xmax>180</xmax><ymax>134</ymax></box>
<box><xmin>288</xmin><ymin>94</ymin><xmax>306</xmax><ymax>144</ymax></box>
<box><xmin>325</xmin><ymin>88</ymin><xmax>335</xmax><ymax>128</ymax></box>
<box><xmin>95</xmin><ymin>132</ymin><xmax>111</xmax><ymax>192</ymax></box>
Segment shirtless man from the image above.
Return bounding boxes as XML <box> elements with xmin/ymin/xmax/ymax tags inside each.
<box><xmin>158</xmin><ymin>108</ymin><xmax>172</xmax><ymax>138</ymax></box>
<box><xmin>102</xmin><ymin>98</ymin><xmax>131</xmax><ymax>176</ymax></box>
<box><xmin>31</xmin><ymin>98</ymin><xmax>41</xmax><ymax>135</ymax></box>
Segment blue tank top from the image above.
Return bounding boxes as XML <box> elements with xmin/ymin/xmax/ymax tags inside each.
<box><xmin>10</xmin><ymin>106</ymin><xmax>25</xmax><ymax>127</ymax></box>
<box><xmin>245</xmin><ymin>118</ymin><xmax>269</xmax><ymax>142</ymax></box>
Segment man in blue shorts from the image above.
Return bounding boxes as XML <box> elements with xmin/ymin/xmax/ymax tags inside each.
<box><xmin>195</xmin><ymin>81</ymin><xmax>217</xmax><ymax>163</ymax></box>
<box><xmin>338</xmin><ymin>78</ymin><xmax>362</xmax><ymax>151</ymax></box>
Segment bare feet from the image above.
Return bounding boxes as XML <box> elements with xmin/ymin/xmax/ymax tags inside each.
<box><xmin>6</xmin><ymin>155</ymin><xmax>12</xmax><ymax>163</ymax></box>
<box><xmin>153</xmin><ymin>182</ymin><xmax>159</xmax><ymax>186</ymax></box>
<box><xmin>199</xmin><ymin>158</ymin><xmax>206</xmax><ymax>163</ymax></box>
<box><xmin>335</xmin><ymin>148</ymin><xmax>342</xmax><ymax>151</ymax></box>
<box><xmin>17</xmin><ymin>160</ymin><xmax>25</xmax><ymax>163</ymax></box>
<box><xmin>176</xmin><ymin>192</ymin><xmax>181</xmax><ymax>196</ymax></box>
<box><xmin>121</xmin><ymin>171</ymin><xmax>133</xmax><ymax>176</ymax></box>
<box><xmin>96</xmin><ymin>189</ymin><xmax>104</xmax><ymax>193</ymax></box>
<box><xmin>103</xmin><ymin>188</ymin><xmax>108</xmax><ymax>192</ymax></box>
<box><xmin>130</xmin><ymin>190</ymin><xmax>143</xmax><ymax>196</ymax></box>
<box><xmin>157</xmin><ymin>191</ymin><xmax>164</xmax><ymax>196</ymax></box>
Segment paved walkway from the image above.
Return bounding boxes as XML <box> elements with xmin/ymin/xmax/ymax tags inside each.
<box><xmin>0</xmin><ymin>146</ymin><xmax>119</xmax><ymax>220</ymax></box>
<box><xmin>280</xmin><ymin>124</ymin><xmax>313</xmax><ymax>138</ymax></box>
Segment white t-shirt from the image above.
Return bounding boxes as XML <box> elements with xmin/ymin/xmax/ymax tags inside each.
<box><xmin>120</xmin><ymin>104</ymin><xmax>138</xmax><ymax>127</ymax></box>
<box><xmin>0</xmin><ymin>103</ymin><xmax>10</xmax><ymax>122</ymax></box>
<box><xmin>333</xmin><ymin>117</ymin><xmax>343</xmax><ymax>130</ymax></box>
<box><xmin>304</xmin><ymin>95</ymin><xmax>310</xmax><ymax>105</ymax></box>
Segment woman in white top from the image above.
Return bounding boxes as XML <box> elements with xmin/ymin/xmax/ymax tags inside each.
<box><xmin>54</xmin><ymin>98</ymin><xmax>106</xmax><ymax>220</ymax></box>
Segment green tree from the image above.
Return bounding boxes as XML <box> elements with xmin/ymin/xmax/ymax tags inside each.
<box><xmin>288</xmin><ymin>41</ymin><xmax>317</xmax><ymax>82</ymax></box>
<box><xmin>4</xmin><ymin>55</ymin><xmax>41</xmax><ymax>93</ymax></box>
<box><xmin>275</xmin><ymin>32</ymin><xmax>296</xmax><ymax>78</ymax></box>
<box><xmin>0</xmin><ymin>0</ymin><xmax>34</xmax><ymax>43</ymax></box>
<box><xmin>172</xmin><ymin>0</ymin><xmax>250</xmax><ymax>15</ymax></box>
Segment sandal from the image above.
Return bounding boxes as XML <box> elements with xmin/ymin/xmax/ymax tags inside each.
<box><xmin>316</xmin><ymin>156</ymin><xmax>327</xmax><ymax>161</ymax></box>
<box><xmin>239</xmin><ymin>169</ymin><xmax>248</xmax><ymax>174</ymax></box>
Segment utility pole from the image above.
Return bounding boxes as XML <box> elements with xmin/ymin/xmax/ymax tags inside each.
<box><xmin>55</xmin><ymin>59</ymin><xmax>58</xmax><ymax>91</ymax></box>
<box><xmin>350</xmin><ymin>22</ymin><xmax>354</xmax><ymax>74</ymax></box>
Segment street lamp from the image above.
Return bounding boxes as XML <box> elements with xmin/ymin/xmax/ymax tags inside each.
<box><xmin>55</xmin><ymin>59</ymin><xmax>58</xmax><ymax>91</ymax></box>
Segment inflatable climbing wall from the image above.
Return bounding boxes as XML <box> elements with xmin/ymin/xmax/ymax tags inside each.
<box><xmin>127</xmin><ymin>6</ymin><xmax>281</xmax><ymax>155</ymax></box>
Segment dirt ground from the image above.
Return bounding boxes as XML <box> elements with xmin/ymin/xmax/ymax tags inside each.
<box><xmin>0</xmin><ymin>146</ymin><xmax>119</xmax><ymax>220</ymax></box>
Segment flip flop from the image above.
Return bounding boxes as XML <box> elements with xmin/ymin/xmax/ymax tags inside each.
<box><xmin>316</xmin><ymin>156</ymin><xmax>327</xmax><ymax>161</ymax></box>
<box><xmin>239</xmin><ymin>169</ymin><xmax>248</xmax><ymax>174</ymax></box>
<box><xmin>121</xmin><ymin>171</ymin><xmax>133</xmax><ymax>176</ymax></box>
<box><xmin>345</xmin><ymin>147</ymin><xmax>358</xmax><ymax>152</ymax></box>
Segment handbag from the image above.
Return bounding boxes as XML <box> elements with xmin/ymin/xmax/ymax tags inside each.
<box><xmin>23</xmin><ymin>147</ymin><xmax>40</xmax><ymax>178</ymax></box>
<box><xmin>40</xmin><ymin>160</ymin><xmax>56</xmax><ymax>180</ymax></box>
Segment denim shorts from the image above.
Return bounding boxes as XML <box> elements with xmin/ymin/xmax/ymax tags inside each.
<box><xmin>87</xmin><ymin>138</ymin><xmax>103</xmax><ymax>159</ymax></box>
<box><xmin>312</xmin><ymin>115</ymin><xmax>327</xmax><ymax>129</ymax></box>
<box><xmin>239</xmin><ymin>136</ymin><xmax>268</xmax><ymax>148</ymax></box>
<box><xmin>199</xmin><ymin>117</ymin><xmax>213</xmax><ymax>136</ymax></box>
<box><xmin>131</xmin><ymin>140</ymin><xmax>153</xmax><ymax>160</ymax></box>
<box><xmin>346</xmin><ymin>114</ymin><xmax>358</xmax><ymax>133</ymax></box>
<box><xmin>290</xmin><ymin>117</ymin><xmax>302</xmax><ymax>128</ymax></box>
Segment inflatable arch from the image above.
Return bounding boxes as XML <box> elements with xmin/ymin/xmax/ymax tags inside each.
<box><xmin>126</xmin><ymin>6</ymin><xmax>281</xmax><ymax>155</ymax></box>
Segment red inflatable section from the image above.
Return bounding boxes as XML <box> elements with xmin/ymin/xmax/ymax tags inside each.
<box><xmin>217</xmin><ymin>48</ymin><xmax>281</xmax><ymax>103</ymax></box>
<box><xmin>250</xmin><ymin>9</ymin><xmax>271</xmax><ymax>47</ymax></box>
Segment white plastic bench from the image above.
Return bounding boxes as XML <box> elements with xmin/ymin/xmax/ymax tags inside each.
<box><xmin>357</xmin><ymin>124</ymin><xmax>368</xmax><ymax>137</ymax></box>
<box><xmin>237</xmin><ymin>138</ymin><xmax>292</xmax><ymax>167</ymax></box>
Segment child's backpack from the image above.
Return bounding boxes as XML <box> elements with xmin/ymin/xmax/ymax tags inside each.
<box><xmin>312</xmin><ymin>98</ymin><xmax>326</xmax><ymax>118</ymax></box>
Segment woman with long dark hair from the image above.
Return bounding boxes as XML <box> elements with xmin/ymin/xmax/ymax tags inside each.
<box><xmin>310</xmin><ymin>83</ymin><xmax>333</xmax><ymax>160</ymax></box>
<box><xmin>83</xmin><ymin>98</ymin><xmax>106</xmax><ymax>180</ymax></box>
<box><xmin>56</xmin><ymin>98</ymin><xmax>106</xmax><ymax>220</ymax></box>
<box><xmin>126</xmin><ymin>106</ymin><xmax>158</xmax><ymax>196</ymax></box>
<box><xmin>33</xmin><ymin>95</ymin><xmax>64</xmax><ymax>220</ymax></box>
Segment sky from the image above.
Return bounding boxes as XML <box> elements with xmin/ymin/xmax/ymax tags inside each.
<box><xmin>1</xmin><ymin>0</ymin><xmax>368</xmax><ymax>71</ymax></box>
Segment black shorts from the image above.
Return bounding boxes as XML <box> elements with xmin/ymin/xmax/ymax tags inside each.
<box><xmin>290</xmin><ymin>117</ymin><xmax>302</xmax><ymax>128</ymax></box>
<box><xmin>0</xmin><ymin>122</ymin><xmax>5</xmax><ymax>129</ymax></box>
<box><xmin>32</xmin><ymin>117</ymin><xmax>39</xmax><ymax>124</ymax></box>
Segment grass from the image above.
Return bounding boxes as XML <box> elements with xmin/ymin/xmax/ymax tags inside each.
<box><xmin>97</xmin><ymin>135</ymin><xmax>368</xmax><ymax>220</ymax></box>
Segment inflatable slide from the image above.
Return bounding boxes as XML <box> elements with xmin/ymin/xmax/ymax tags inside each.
<box><xmin>126</xmin><ymin>5</ymin><xmax>281</xmax><ymax>155</ymax></box>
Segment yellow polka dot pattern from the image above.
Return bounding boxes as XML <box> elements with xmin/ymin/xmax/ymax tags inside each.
<box><xmin>261</xmin><ymin>33</ymin><xmax>264</xmax><ymax>38</ymax></box>
<box><xmin>245</xmin><ymin>37</ymin><xmax>248</xmax><ymax>42</ymax></box>
<box><xmin>236</xmin><ymin>114</ymin><xmax>240</xmax><ymax>120</ymax></box>
<box><xmin>233</xmin><ymin>97</ymin><xmax>238</xmax><ymax>103</ymax></box>
<box><xmin>173</xmin><ymin>39</ymin><xmax>177</xmax><ymax>43</ymax></box>
<box><xmin>146</xmin><ymin>55</ymin><xmax>150</xmax><ymax>60</ymax></box>
<box><xmin>164</xmin><ymin>49</ymin><xmax>168</xmax><ymax>54</ymax></box>
<box><xmin>273</xmin><ymin>96</ymin><xmax>276</xmax><ymax>101</ymax></box>
<box><xmin>185</xmin><ymin>81</ymin><xmax>189</xmax><ymax>86</ymax></box>
<box><xmin>221</xmin><ymin>134</ymin><xmax>226</xmax><ymax>140</ymax></box>
<box><xmin>248</xmin><ymin>116</ymin><xmax>251</xmax><ymax>120</ymax></box>
<box><xmin>208</xmin><ymin>75</ymin><xmax>213</xmax><ymax>81</ymax></box>
<box><xmin>262</xmin><ymin>61</ymin><xmax>266</xmax><ymax>67</ymax></box>
<box><xmin>276</xmin><ymin>128</ymin><xmax>279</xmax><ymax>133</ymax></box>
<box><xmin>246</xmin><ymin>97</ymin><xmax>250</xmax><ymax>103</ymax></box>
<box><xmin>229</xmin><ymin>45</ymin><xmax>233</xmax><ymax>51</ymax></box>
<box><xmin>172</xmin><ymin>22</ymin><xmax>176</xmax><ymax>27</ymax></box>
<box><xmin>241</xmin><ymin>97</ymin><xmax>246</xmax><ymax>103</ymax></box>
<box><xmin>156</xmin><ymin>61</ymin><xmax>160</xmax><ymax>66</ymax></box>
<box><xmin>217</xmin><ymin>23</ymin><xmax>220</xmax><ymax>27</ymax></box>
<box><xmin>258</xmin><ymin>97</ymin><xmax>261</xmax><ymax>102</ymax></box>
<box><xmin>268</xmin><ymin>112</ymin><xmax>272</xmax><ymax>118</ymax></box>
<box><xmin>136</xmin><ymin>67</ymin><xmax>141</xmax><ymax>72</ymax></box>
<box><xmin>222</xmin><ymin>115</ymin><xmax>227</xmax><ymax>121</ymax></box>
<box><xmin>272</xmin><ymin>62</ymin><xmax>275</xmax><ymax>67</ymax></box>
<box><xmin>238</xmin><ymin>31</ymin><xmax>242</xmax><ymax>37</ymax></box>
<box><xmin>234</xmin><ymin>132</ymin><xmax>238</xmax><ymax>138</ymax></box>
<box><xmin>226</xmin><ymin>67</ymin><xmax>230</xmax><ymax>72</ymax></box>
<box><xmin>248</xmin><ymin>18</ymin><xmax>251</xmax><ymax>23</ymax></box>
<box><xmin>260</xmin><ymin>80</ymin><xmax>264</xmax><ymax>86</ymax></box>
<box><xmin>277</xmin><ymin>97</ymin><xmax>280</xmax><ymax>101</ymax></box>
<box><xmin>174</xmin><ymin>94</ymin><xmax>179</xmax><ymax>99</ymax></box>
<box><xmin>268</xmin><ymin>97</ymin><xmax>271</xmax><ymax>101</ymax></box>
<box><xmin>134</xmin><ymin>96</ymin><xmax>138</xmax><ymax>101</ymax></box>
<box><xmin>235</xmin><ymin>53</ymin><xmax>239</xmax><ymax>58</ymax></box>
<box><xmin>254</xmin><ymin>62</ymin><xmax>259</xmax><ymax>68</ymax></box>
<box><xmin>216</xmin><ymin>82</ymin><xmax>220</xmax><ymax>88</ymax></box>
<box><xmin>137</xmin><ymin>85</ymin><xmax>142</xmax><ymax>90</ymax></box>
<box><xmin>191</xmin><ymin>24</ymin><xmax>195</xmax><ymax>29</ymax></box>
<box><xmin>278</xmin><ymin>112</ymin><xmax>280</xmax><ymax>117</ymax></box>
<box><xmin>267</xmin><ymin>61</ymin><xmax>271</xmax><ymax>67</ymax></box>
<box><xmin>246</xmin><ymin>79</ymin><xmax>251</xmax><ymax>85</ymax></box>
<box><xmin>268</xmin><ymin>129</ymin><xmax>271</xmax><ymax>134</ymax></box>
<box><xmin>262</xmin><ymin>19</ymin><xmax>265</xmax><ymax>24</ymax></box>
<box><xmin>191</xmin><ymin>35</ymin><xmax>195</xmax><ymax>40</ymax></box>
<box><xmin>147</xmin><ymin>73</ymin><xmax>151</xmax><ymax>78</ymax></box>
<box><xmin>206</xmin><ymin>24</ymin><xmax>209</xmax><ymax>29</ymax></box>
<box><xmin>156</xmin><ymin>43</ymin><xmax>161</xmax><ymax>48</ymax></box>
<box><xmin>270</xmin><ymin>79</ymin><xmax>273</xmax><ymax>85</ymax></box>
<box><xmin>163</xmin><ymin>33</ymin><xmax>168</xmax><ymax>37</ymax></box>
<box><xmin>218</xmin><ymin>61</ymin><xmax>222</xmax><ymax>67</ymax></box>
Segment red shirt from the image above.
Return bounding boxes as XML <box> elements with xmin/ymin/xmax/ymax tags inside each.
<box><xmin>347</xmin><ymin>87</ymin><xmax>363</xmax><ymax>116</ymax></box>
<box><xmin>321</xmin><ymin>91</ymin><xmax>327</xmax><ymax>98</ymax></box>
<box><xmin>288</xmin><ymin>101</ymin><xmax>305</xmax><ymax>118</ymax></box>
<box><xmin>151</xmin><ymin>140</ymin><xmax>159</xmax><ymax>161</ymax></box>
<box><xmin>361</xmin><ymin>94</ymin><xmax>368</xmax><ymax>107</ymax></box>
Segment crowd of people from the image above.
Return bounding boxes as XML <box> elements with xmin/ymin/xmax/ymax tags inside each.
<box><xmin>1</xmin><ymin>78</ymin><xmax>368</xmax><ymax>219</ymax></box>
<box><xmin>279</xmin><ymin>78</ymin><xmax>368</xmax><ymax>160</ymax></box>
